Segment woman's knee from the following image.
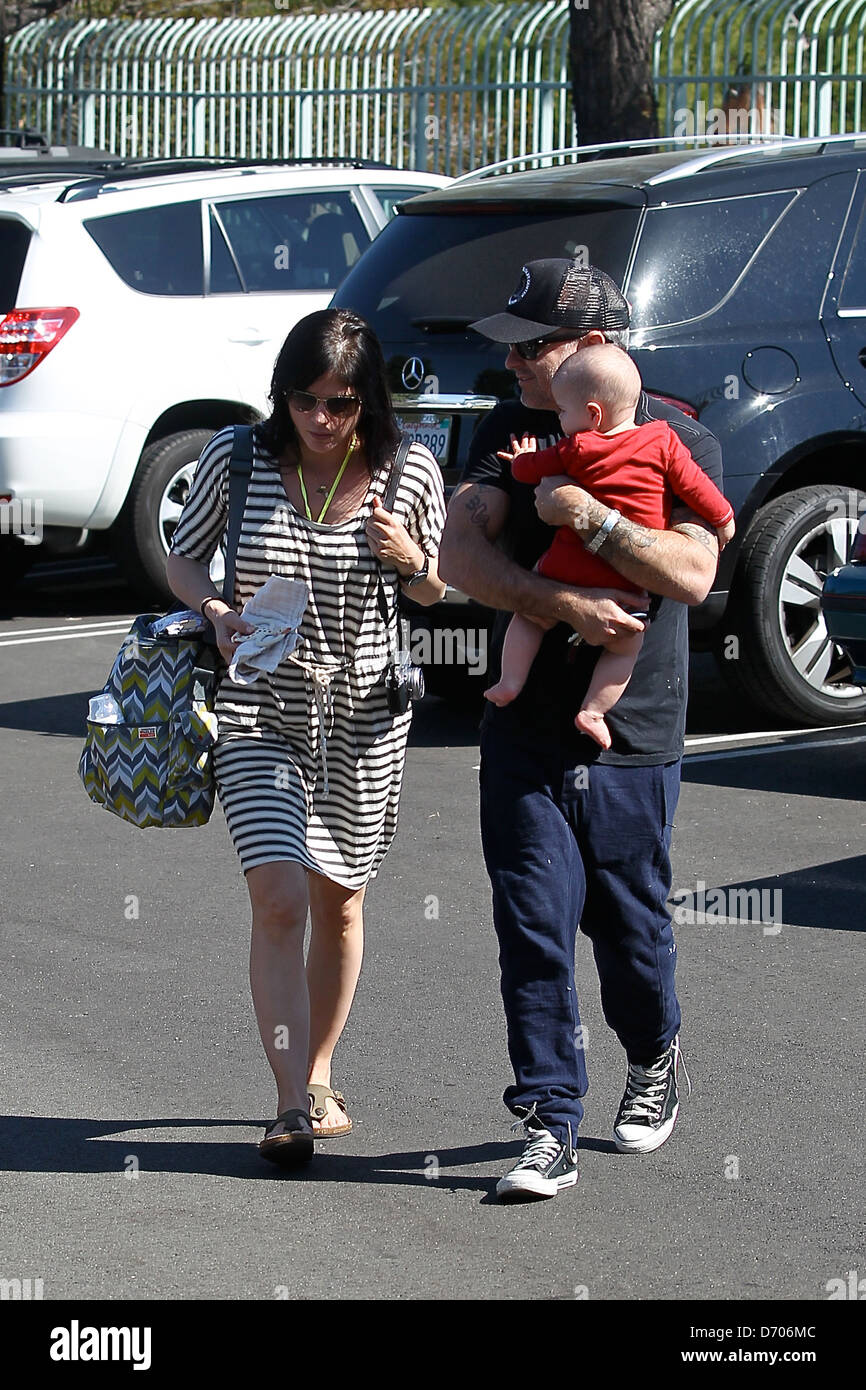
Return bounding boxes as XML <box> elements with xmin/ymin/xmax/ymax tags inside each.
<box><xmin>308</xmin><ymin>875</ymin><xmax>365</xmax><ymax>940</ymax></box>
<box><xmin>247</xmin><ymin>863</ymin><xmax>308</xmax><ymax>937</ymax></box>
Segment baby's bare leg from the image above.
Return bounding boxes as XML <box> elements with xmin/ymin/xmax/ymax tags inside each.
<box><xmin>575</xmin><ymin>630</ymin><xmax>645</xmax><ymax>748</ymax></box>
<box><xmin>485</xmin><ymin>613</ymin><xmax>546</xmax><ymax>706</ymax></box>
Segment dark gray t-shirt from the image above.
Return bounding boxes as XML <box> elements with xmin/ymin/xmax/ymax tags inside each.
<box><xmin>462</xmin><ymin>391</ymin><xmax>724</xmax><ymax>765</ymax></box>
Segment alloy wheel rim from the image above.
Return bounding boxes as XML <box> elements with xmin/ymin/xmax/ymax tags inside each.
<box><xmin>777</xmin><ymin>513</ymin><xmax>864</xmax><ymax>703</ymax></box>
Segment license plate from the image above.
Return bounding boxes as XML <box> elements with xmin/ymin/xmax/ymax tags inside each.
<box><xmin>395</xmin><ymin>413</ymin><xmax>452</xmax><ymax>463</ymax></box>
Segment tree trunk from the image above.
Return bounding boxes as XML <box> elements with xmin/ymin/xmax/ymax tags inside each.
<box><xmin>568</xmin><ymin>0</ymin><xmax>676</xmax><ymax>151</ymax></box>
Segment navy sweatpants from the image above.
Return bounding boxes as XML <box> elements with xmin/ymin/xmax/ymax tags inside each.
<box><xmin>479</xmin><ymin>723</ymin><xmax>682</xmax><ymax>1145</ymax></box>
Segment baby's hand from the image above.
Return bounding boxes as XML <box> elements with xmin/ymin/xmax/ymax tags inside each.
<box><xmin>716</xmin><ymin>517</ymin><xmax>736</xmax><ymax>548</ymax></box>
<box><xmin>496</xmin><ymin>433</ymin><xmax>539</xmax><ymax>463</ymax></box>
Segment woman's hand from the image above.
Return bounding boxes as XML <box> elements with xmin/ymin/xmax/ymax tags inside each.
<box><xmin>205</xmin><ymin>601</ymin><xmax>256</xmax><ymax>665</ymax></box>
<box><xmin>365</xmin><ymin>496</ymin><xmax>425</xmax><ymax>575</ymax></box>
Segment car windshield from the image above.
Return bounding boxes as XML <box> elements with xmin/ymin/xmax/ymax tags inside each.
<box><xmin>335</xmin><ymin>207</ymin><xmax>640</xmax><ymax>339</ymax></box>
<box><xmin>0</xmin><ymin>219</ymin><xmax>31</xmax><ymax>311</ymax></box>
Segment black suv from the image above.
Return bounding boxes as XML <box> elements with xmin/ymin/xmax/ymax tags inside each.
<box><xmin>334</xmin><ymin>137</ymin><xmax>866</xmax><ymax>726</ymax></box>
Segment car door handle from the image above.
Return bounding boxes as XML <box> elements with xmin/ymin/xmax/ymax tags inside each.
<box><xmin>858</xmin><ymin>348</ymin><xmax>866</xmax><ymax>368</ymax></box>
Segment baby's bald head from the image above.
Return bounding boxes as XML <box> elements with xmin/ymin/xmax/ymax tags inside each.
<box><xmin>552</xmin><ymin>343</ymin><xmax>641</xmax><ymax>432</ymax></box>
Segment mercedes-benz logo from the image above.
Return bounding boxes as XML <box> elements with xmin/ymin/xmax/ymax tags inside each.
<box><xmin>401</xmin><ymin>356</ymin><xmax>425</xmax><ymax>391</ymax></box>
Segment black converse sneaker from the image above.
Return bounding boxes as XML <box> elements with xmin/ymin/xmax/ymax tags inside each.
<box><xmin>496</xmin><ymin>1107</ymin><xmax>579</xmax><ymax>1201</ymax></box>
<box><xmin>613</xmin><ymin>1033</ymin><xmax>690</xmax><ymax>1154</ymax></box>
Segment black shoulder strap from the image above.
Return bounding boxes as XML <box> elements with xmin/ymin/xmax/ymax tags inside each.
<box><xmin>376</xmin><ymin>435</ymin><xmax>413</xmax><ymax>629</ymax></box>
<box><xmin>381</xmin><ymin>433</ymin><xmax>412</xmax><ymax>513</ymax></box>
<box><xmin>222</xmin><ymin>425</ymin><xmax>255</xmax><ymax>606</ymax></box>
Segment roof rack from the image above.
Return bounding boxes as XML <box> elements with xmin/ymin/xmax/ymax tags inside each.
<box><xmin>0</xmin><ymin>152</ymin><xmax>396</xmax><ymax>199</ymax></box>
<box><xmin>450</xmin><ymin>135</ymin><xmax>796</xmax><ymax>184</ymax></box>
<box><xmin>451</xmin><ymin>133</ymin><xmax>866</xmax><ymax>187</ymax></box>
<box><xmin>645</xmin><ymin>131</ymin><xmax>866</xmax><ymax>184</ymax></box>
<box><xmin>48</xmin><ymin>155</ymin><xmax>396</xmax><ymax>202</ymax></box>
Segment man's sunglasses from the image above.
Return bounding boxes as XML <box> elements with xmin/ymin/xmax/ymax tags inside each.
<box><xmin>286</xmin><ymin>389</ymin><xmax>360</xmax><ymax>416</ymax></box>
<box><xmin>509</xmin><ymin>334</ymin><xmax>576</xmax><ymax>361</ymax></box>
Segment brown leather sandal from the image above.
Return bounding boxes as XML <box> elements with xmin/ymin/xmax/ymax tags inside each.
<box><xmin>259</xmin><ymin>1107</ymin><xmax>314</xmax><ymax>1167</ymax></box>
<box><xmin>307</xmin><ymin>1083</ymin><xmax>352</xmax><ymax>1138</ymax></box>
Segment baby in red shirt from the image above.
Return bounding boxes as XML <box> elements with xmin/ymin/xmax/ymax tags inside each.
<box><xmin>484</xmin><ymin>344</ymin><xmax>735</xmax><ymax>747</ymax></box>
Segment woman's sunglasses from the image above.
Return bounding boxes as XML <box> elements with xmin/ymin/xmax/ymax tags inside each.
<box><xmin>286</xmin><ymin>389</ymin><xmax>360</xmax><ymax>416</ymax></box>
<box><xmin>509</xmin><ymin>334</ymin><xmax>575</xmax><ymax>361</ymax></box>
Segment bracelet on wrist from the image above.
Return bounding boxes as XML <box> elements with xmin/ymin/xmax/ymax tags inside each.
<box><xmin>200</xmin><ymin>596</ymin><xmax>219</xmax><ymax>619</ymax></box>
<box><xmin>585</xmin><ymin>508</ymin><xmax>622</xmax><ymax>555</ymax></box>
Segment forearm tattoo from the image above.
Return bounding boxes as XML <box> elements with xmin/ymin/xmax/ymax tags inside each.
<box><xmin>602</xmin><ymin>515</ymin><xmax>658</xmax><ymax>563</ymax></box>
<box><xmin>674</xmin><ymin>521</ymin><xmax>717</xmax><ymax>554</ymax></box>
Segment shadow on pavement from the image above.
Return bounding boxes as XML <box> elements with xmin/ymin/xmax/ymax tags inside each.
<box><xmin>675</xmin><ymin>858</ymin><xmax>866</xmax><ymax>933</ymax></box>
<box><xmin>683</xmin><ymin>735</ymin><xmax>866</xmax><ymax>799</ymax></box>
<box><xmin>0</xmin><ymin>1117</ymin><xmax>619</xmax><ymax>1189</ymax></box>
<box><xmin>0</xmin><ymin>691</ymin><xmax>90</xmax><ymax>738</ymax></box>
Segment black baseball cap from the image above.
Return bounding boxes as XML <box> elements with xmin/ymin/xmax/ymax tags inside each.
<box><xmin>471</xmin><ymin>259</ymin><xmax>630</xmax><ymax>343</ymax></box>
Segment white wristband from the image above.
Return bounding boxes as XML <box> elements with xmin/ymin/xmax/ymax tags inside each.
<box><xmin>585</xmin><ymin>508</ymin><xmax>622</xmax><ymax>555</ymax></box>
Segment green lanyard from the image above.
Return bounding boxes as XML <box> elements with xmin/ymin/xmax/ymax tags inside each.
<box><xmin>297</xmin><ymin>435</ymin><xmax>357</xmax><ymax>523</ymax></box>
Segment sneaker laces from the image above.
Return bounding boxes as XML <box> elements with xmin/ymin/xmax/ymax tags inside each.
<box><xmin>619</xmin><ymin>1041</ymin><xmax>691</xmax><ymax>1124</ymax></box>
<box><xmin>508</xmin><ymin>1106</ymin><xmax>575</xmax><ymax>1168</ymax></box>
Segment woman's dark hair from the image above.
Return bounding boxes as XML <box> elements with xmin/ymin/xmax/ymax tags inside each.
<box><xmin>255</xmin><ymin>308</ymin><xmax>401</xmax><ymax>467</ymax></box>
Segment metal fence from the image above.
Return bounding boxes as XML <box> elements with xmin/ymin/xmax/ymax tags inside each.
<box><xmin>1</xmin><ymin>4</ymin><xmax>572</xmax><ymax>175</ymax></box>
<box><xmin>5</xmin><ymin>1</ymin><xmax>866</xmax><ymax>174</ymax></box>
<box><xmin>656</xmin><ymin>0</ymin><xmax>866</xmax><ymax>138</ymax></box>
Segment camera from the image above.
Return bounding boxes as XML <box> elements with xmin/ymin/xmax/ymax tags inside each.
<box><xmin>385</xmin><ymin>618</ymin><xmax>425</xmax><ymax>715</ymax></box>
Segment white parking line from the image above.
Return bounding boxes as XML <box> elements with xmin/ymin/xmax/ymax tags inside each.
<box><xmin>0</xmin><ymin>619</ymin><xmax>135</xmax><ymax>639</ymax></box>
<box><xmin>684</xmin><ymin>733</ymin><xmax>866</xmax><ymax>762</ymax></box>
<box><xmin>0</xmin><ymin>621</ymin><xmax>132</xmax><ymax>648</ymax></box>
<box><xmin>684</xmin><ymin>722</ymin><xmax>866</xmax><ymax>747</ymax></box>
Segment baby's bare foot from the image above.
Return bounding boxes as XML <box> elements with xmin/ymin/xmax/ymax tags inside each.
<box><xmin>484</xmin><ymin>681</ymin><xmax>520</xmax><ymax>706</ymax></box>
<box><xmin>575</xmin><ymin>708</ymin><xmax>612</xmax><ymax>749</ymax></box>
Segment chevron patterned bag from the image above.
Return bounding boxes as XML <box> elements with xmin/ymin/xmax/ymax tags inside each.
<box><xmin>78</xmin><ymin>617</ymin><xmax>220</xmax><ymax>828</ymax></box>
<box><xmin>78</xmin><ymin>424</ymin><xmax>254</xmax><ymax>829</ymax></box>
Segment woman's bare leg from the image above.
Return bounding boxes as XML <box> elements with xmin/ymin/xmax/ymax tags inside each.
<box><xmin>575</xmin><ymin>631</ymin><xmax>645</xmax><ymax>749</ymax></box>
<box><xmin>246</xmin><ymin>860</ymin><xmax>310</xmax><ymax>1135</ymax></box>
<box><xmin>306</xmin><ymin>872</ymin><xmax>366</xmax><ymax>1131</ymax></box>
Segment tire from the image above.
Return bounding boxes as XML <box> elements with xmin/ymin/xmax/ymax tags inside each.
<box><xmin>716</xmin><ymin>484</ymin><xmax>866</xmax><ymax>725</ymax></box>
<box><xmin>112</xmin><ymin>429</ymin><xmax>216</xmax><ymax>601</ymax></box>
<box><xmin>0</xmin><ymin>536</ymin><xmax>37</xmax><ymax>591</ymax></box>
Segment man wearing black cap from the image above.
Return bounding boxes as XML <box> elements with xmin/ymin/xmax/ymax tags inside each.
<box><xmin>438</xmin><ymin>259</ymin><xmax>722</xmax><ymax>1201</ymax></box>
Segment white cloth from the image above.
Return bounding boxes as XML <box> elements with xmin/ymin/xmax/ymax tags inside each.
<box><xmin>228</xmin><ymin>575</ymin><xmax>308</xmax><ymax>685</ymax></box>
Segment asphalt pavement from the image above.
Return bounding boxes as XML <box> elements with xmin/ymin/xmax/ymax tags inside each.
<box><xmin>0</xmin><ymin>563</ymin><xmax>863</xmax><ymax>1306</ymax></box>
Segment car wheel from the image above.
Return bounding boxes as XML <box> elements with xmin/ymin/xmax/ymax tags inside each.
<box><xmin>717</xmin><ymin>484</ymin><xmax>866</xmax><ymax>725</ymax></box>
<box><xmin>112</xmin><ymin>430</ymin><xmax>217</xmax><ymax>600</ymax></box>
<box><xmin>0</xmin><ymin>536</ymin><xmax>37</xmax><ymax>592</ymax></box>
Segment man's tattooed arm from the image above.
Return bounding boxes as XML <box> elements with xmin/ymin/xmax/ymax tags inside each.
<box><xmin>465</xmin><ymin>490</ymin><xmax>493</xmax><ymax>532</ymax></box>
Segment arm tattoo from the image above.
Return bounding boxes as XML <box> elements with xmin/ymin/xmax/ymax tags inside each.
<box><xmin>603</xmin><ymin>515</ymin><xmax>658</xmax><ymax>564</ymax></box>
<box><xmin>674</xmin><ymin>521</ymin><xmax>717</xmax><ymax>554</ymax></box>
<box><xmin>464</xmin><ymin>490</ymin><xmax>492</xmax><ymax>532</ymax></box>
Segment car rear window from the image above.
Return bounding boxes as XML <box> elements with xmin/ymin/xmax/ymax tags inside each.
<box><xmin>0</xmin><ymin>219</ymin><xmax>31</xmax><ymax>311</ymax></box>
<box><xmin>334</xmin><ymin>208</ymin><xmax>640</xmax><ymax>339</ymax></box>
<box><xmin>628</xmin><ymin>192</ymin><xmax>794</xmax><ymax>329</ymax></box>
<box><xmin>84</xmin><ymin>201</ymin><xmax>204</xmax><ymax>295</ymax></box>
<box><xmin>212</xmin><ymin>191</ymin><xmax>368</xmax><ymax>292</ymax></box>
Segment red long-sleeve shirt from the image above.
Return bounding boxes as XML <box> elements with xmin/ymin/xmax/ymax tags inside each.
<box><xmin>512</xmin><ymin>420</ymin><xmax>733</xmax><ymax>591</ymax></box>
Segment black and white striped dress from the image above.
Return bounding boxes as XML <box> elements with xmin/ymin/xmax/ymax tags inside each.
<box><xmin>170</xmin><ymin>426</ymin><xmax>446</xmax><ymax>889</ymax></box>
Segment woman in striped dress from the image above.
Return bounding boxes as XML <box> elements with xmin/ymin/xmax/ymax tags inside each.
<box><xmin>166</xmin><ymin>309</ymin><xmax>446</xmax><ymax>1166</ymax></box>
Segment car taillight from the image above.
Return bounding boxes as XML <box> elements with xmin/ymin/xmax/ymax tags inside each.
<box><xmin>648</xmin><ymin>392</ymin><xmax>699</xmax><ymax>420</ymax></box>
<box><xmin>852</xmin><ymin>526</ymin><xmax>866</xmax><ymax>563</ymax></box>
<box><xmin>0</xmin><ymin>307</ymin><xmax>79</xmax><ymax>386</ymax></box>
